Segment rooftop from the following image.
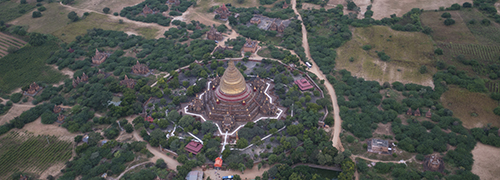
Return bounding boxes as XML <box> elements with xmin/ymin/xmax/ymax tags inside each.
<box><xmin>371</xmin><ymin>138</ymin><xmax>389</xmax><ymax>147</ymax></box>
<box><xmin>294</xmin><ymin>79</ymin><xmax>313</xmax><ymax>91</ymax></box>
<box><xmin>185</xmin><ymin>141</ymin><xmax>203</xmax><ymax>155</ymax></box>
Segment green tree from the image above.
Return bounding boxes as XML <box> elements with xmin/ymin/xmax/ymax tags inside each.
<box><xmin>444</xmin><ymin>18</ymin><xmax>455</xmax><ymax>26</ymax></box>
<box><xmin>124</xmin><ymin>123</ymin><xmax>134</xmax><ymax>133</ymax></box>
<box><xmin>32</xmin><ymin>11</ymin><xmax>42</xmax><ymax>18</ymax></box>
<box><xmin>28</xmin><ymin>32</ymin><xmax>47</xmax><ymax>46</ymax></box>
<box><xmin>441</xmin><ymin>12</ymin><xmax>451</xmax><ymax>18</ymax></box>
<box><xmin>68</xmin><ymin>11</ymin><xmax>79</xmax><ymax>22</ymax></box>
<box><xmin>103</xmin><ymin>7</ymin><xmax>110</xmax><ymax>14</ymax></box>
<box><xmin>236</xmin><ymin>138</ymin><xmax>249</xmax><ymax>148</ymax></box>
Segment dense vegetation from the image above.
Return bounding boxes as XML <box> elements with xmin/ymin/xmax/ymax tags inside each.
<box><xmin>120</xmin><ymin>0</ymin><xmax>187</xmax><ymax>26</ymax></box>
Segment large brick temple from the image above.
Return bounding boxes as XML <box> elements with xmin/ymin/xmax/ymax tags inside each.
<box><xmin>184</xmin><ymin>61</ymin><xmax>284</xmax><ymax>133</ymax></box>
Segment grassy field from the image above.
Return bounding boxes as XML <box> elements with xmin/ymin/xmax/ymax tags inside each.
<box><xmin>440</xmin><ymin>86</ymin><xmax>500</xmax><ymax>128</ymax></box>
<box><xmin>0</xmin><ymin>0</ymin><xmax>36</xmax><ymax>23</ymax></box>
<box><xmin>10</xmin><ymin>4</ymin><xmax>160</xmax><ymax>43</ymax></box>
<box><xmin>9</xmin><ymin>3</ymin><xmax>73</xmax><ymax>35</ymax></box>
<box><xmin>51</xmin><ymin>13</ymin><xmax>159</xmax><ymax>43</ymax></box>
<box><xmin>257</xmin><ymin>46</ymin><xmax>272</xmax><ymax>58</ymax></box>
<box><xmin>439</xmin><ymin>43</ymin><xmax>500</xmax><ymax>64</ymax></box>
<box><xmin>0</xmin><ymin>41</ymin><xmax>65</xmax><ymax>93</ymax></box>
<box><xmin>335</xmin><ymin>26</ymin><xmax>435</xmax><ymax>87</ymax></box>
<box><xmin>420</xmin><ymin>10</ymin><xmax>478</xmax><ymax>44</ymax></box>
<box><xmin>459</xmin><ymin>8</ymin><xmax>500</xmax><ymax>46</ymax></box>
<box><xmin>0</xmin><ymin>131</ymin><xmax>72</xmax><ymax>179</ymax></box>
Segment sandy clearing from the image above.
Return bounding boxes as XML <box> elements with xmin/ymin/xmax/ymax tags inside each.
<box><xmin>71</xmin><ymin>0</ymin><xmax>144</xmax><ymax>15</ymax></box>
<box><xmin>39</xmin><ymin>162</ymin><xmax>66</xmax><ymax>179</ymax></box>
<box><xmin>16</xmin><ymin>117</ymin><xmax>78</xmax><ymax>141</ymax></box>
<box><xmin>471</xmin><ymin>143</ymin><xmax>500</xmax><ymax>180</ymax></box>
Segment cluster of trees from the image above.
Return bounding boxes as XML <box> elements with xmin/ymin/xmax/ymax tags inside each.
<box><xmin>59</xmin><ymin>136</ymin><xmax>148</xmax><ymax>179</ymax></box>
<box><xmin>119</xmin><ymin>0</ymin><xmax>173</xmax><ymax>26</ymax></box>
<box><xmin>454</xmin><ymin>54</ymin><xmax>500</xmax><ymax>80</ymax></box>
<box><xmin>264</xmin><ymin>45</ymin><xmax>300</xmax><ymax>65</ymax></box>
<box><xmin>471</xmin><ymin>126</ymin><xmax>500</xmax><ymax>147</ymax></box>
<box><xmin>48</xmin><ymin>28</ymin><xmax>215</xmax><ymax>74</ymax></box>
<box><xmin>433</xmin><ymin>66</ymin><xmax>489</xmax><ymax>93</ymax></box>
<box><xmin>302</xmin><ymin>7</ymin><xmax>351</xmax><ymax>74</ymax></box>
<box><xmin>0</xmin><ymin>101</ymin><xmax>12</xmax><ymax>115</ymax></box>
<box><xmin>164</xmin><ymin>21</ymin><xmax>211</xmax><ymax>41</ymax></box>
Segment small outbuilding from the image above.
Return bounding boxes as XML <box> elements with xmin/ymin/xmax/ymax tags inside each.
<box><xmin>294</xmin><ymin>79</ymin><xmax>313</xmax><ymax>91</ymax></box>
<box><xmin>186</xmin><ymin>170</ymin><xmax>203</xmax><ymax>180</ymax></box>
<box><xmin>185</xmin><ymin>141</ymin><xmax>203</xmax><ymax>155</ymax></box>
<box><xmin>367</xmin><ymin>138</ymin><xmax>390</xmax><ymax>154</ymax></box>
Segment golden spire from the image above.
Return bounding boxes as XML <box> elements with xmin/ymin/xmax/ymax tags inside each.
<box><xmin>219</xmin><ymin>60</ymin><xmax>247</xmax><ymax>95</ymax></box>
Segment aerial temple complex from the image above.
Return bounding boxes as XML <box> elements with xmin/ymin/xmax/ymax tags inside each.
<box><xmin>184</xmin><ymin>61</ymin><xmax>284</xmax><ymax>133</ymax></box>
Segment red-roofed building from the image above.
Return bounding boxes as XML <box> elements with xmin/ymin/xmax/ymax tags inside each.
<box><xmin>294</xmin><ymin>78</ymin><xmax>313</xmax><ymax>91</ymax></box>
<box><xmin>214</xmin><ymin>157</ymin><xmax>223</xmax><ymax>168</ymax></box>
<box><xmin>185</xmin><ymin>141</ymin><xmax>203</xmax><ymax>155</ymax></box>
<box><xmin>146</xmin><ymin>116</ymin><xmax>154</xmax><ymax>123</ymax></box>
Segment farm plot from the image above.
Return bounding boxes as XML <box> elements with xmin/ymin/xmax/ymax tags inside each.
<box><xmin>439</xmin><ymin>43</ymin><xmax>500</xmax><ymax>63</ymax></box>
<box><xmin>0</xmin><ymin>131</ymin><xmax>72</xmax><ymax>179</ymax></box>
<box><xmin>0</xmin><ymin>32</ymin><xmax>27</xmax><ymax>58</ymax></box>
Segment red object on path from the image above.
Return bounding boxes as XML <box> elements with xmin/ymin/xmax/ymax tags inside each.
<box><xmin>214</xmin><ymin>157</ymin><xmax>223</xmax><ymax>168</ymax></box>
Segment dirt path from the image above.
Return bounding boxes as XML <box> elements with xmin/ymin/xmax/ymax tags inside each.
<box><xmin>292</xmin><ymin>0</ymin><xmax>344</xmax><ymax>152</ymax></box>
<box><xmin>114</xmin><ymin>161</ymin><xmax>150</xmax><ymax>180</ymax></box>
<box><xmin>351</xmin><ymin>155</ymin><xmax>414</xmax><ymax>164</ymax></box>
<box><xmin>58</xmin><ymin>2</ymin><xmax>173</xmax><ymax>39</ymax></box>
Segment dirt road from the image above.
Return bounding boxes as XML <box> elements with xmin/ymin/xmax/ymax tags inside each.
<box><xmin>291</xmin><ymin>0</ymin><xmax>344</xmax><ymax>152</ymax></box>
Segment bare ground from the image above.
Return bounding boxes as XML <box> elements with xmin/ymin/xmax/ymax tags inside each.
<box><xmin>15</xmin><ymin>117</ymin><xmax>77</xmax><ymax>141</ymax></box>
<box><xmin>471</xmin><ymin>143</ymin><xmax>500</xmax><ymax>180</ymax></box>
<box><xmin>0</xmin><ymin>104</ymin><xmax>35</xmax><ymax>126</ymax></box>
<box><xmin>71</xmin><ymin>0</ymin><xmax>144</xmax><ymax>14</ymax></box>
<box><xmin>353</xmin><ymin>0</ymin><xmax>471</xmax><ymax>20</ymax></box>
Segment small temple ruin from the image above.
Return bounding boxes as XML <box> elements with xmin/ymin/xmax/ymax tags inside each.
<box><xmin>242</xmin><ymin>39</ymin><xmax>258</xmax><ymax>53</ymax></box>
<box><xmin>215</xmin><ymin>4</ymin><xmax>231</xmax><ymax>20</ymax></box>
<box><xmin>184</xmin><ymin>60</ymin><xmax>284</xmax><ymax>133</ymax></box>
<box><xmin>132</xmin><ymin>61</ymin><xmax>150</xmax><ymax>74</ymax></box>
<box><xmin>24</xmin><ymin>82</ymin><xmax>41</xmax><ymax>96</ymax></box>
<box><xmin>92</xmin><ymin>49</ymin><xmax>109</xmax><ymax>65</ymax></box>
<box><xmin>72</xmin><ymin>72</ymin><xmax>89</xmax><ymax>87</ymax></box>
<box><xmin>53</xmin><ymin>105</ymin><xmax>63</xmax><ymax>114</ymax></box>
<box><xmin>166</xmin><ymin>0</ymin><xmax>180</xmax><ymax>5</ymax></box>
<box><xmin>424</xmin><ymin>155</ymin><xmax>444</xmax><ymax>172</ymax></box>
<box><xmin>282</xmin><ymin>1</ymin><xmax>288</xmax><ymax>8</ymax></box>
<box><xmin>207</xmin><ymin>25</ymin><xmax>223</xmax><ymax>41</ymax></box>
<box><xmin>120</xmin><ymin>75</ymin><xmax>137</xmax><ymax>89</ymax></box>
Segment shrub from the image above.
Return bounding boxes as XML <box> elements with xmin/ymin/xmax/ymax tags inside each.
<box><xmin>20</xmin><ymin>0</ymin><xmax>27</xmax><ymax>4</ymax></box>
<box><xmin>32</xmin><ymin>11</ymin><xmax>42</xmax><ymax>18</ymax></box>
<box><xmin>10</xmin><ymin>93</ymin><xmax>22</xmax><ymax>103</ymax></box>
<box><xmin>434</xmin><ymin>48</ymin><xmax>443</xmax><ymax>55</ymax></box>
<box><xmin>113</xmin><ymin>12</ymin><xmax>119</xmax><ymax>16</ymax></box>
<box><xmin>7</xmin><ymin>46</ymin><xmax>19</xmax><ymax>53</ymax></box>
<box><xmin>494</xmin><ymin>106</ymin><xmax>500</xmax><ymax>116</ymax></box>
<box><xmin>416</xmin><ymin>154</ymin><xmax>425</xmax><ymax>161</ymax></box>
<box><xmin>38</xmin><ymin>6</ymin><xmax>46</xmax><ymax>12</ymax></box>
<box><xmin>444</xmin><ymin>18</ymin><xmax>455</xmax><ymax>26</ymax></box>
<box><xmin>362</xmin><ymin>45</ymin><xmax>372</xmax><ymax>50</ymax></box>
<box><xmin>377</xmin><ymin>51</ymin><xmax>391</xmax><ymax>61</ymax></box>
<box><xmin>346</xmin><ymin>135</ymin><xmax>355</xmax><ymax>143</ymax></box>
<box><xmin>419</xmin><ymin>65</ymin><xmax>428</xmax><ymax>74</ymax></box>
<box><xmin>481</xmin><ymin>18</ymin><xmax>491</xmax><ymax>26</ymax></box>
<box><xmin>441</xmin><ymin>12</ymin><xmax>451</xmax><ymax>18</ymax></box>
